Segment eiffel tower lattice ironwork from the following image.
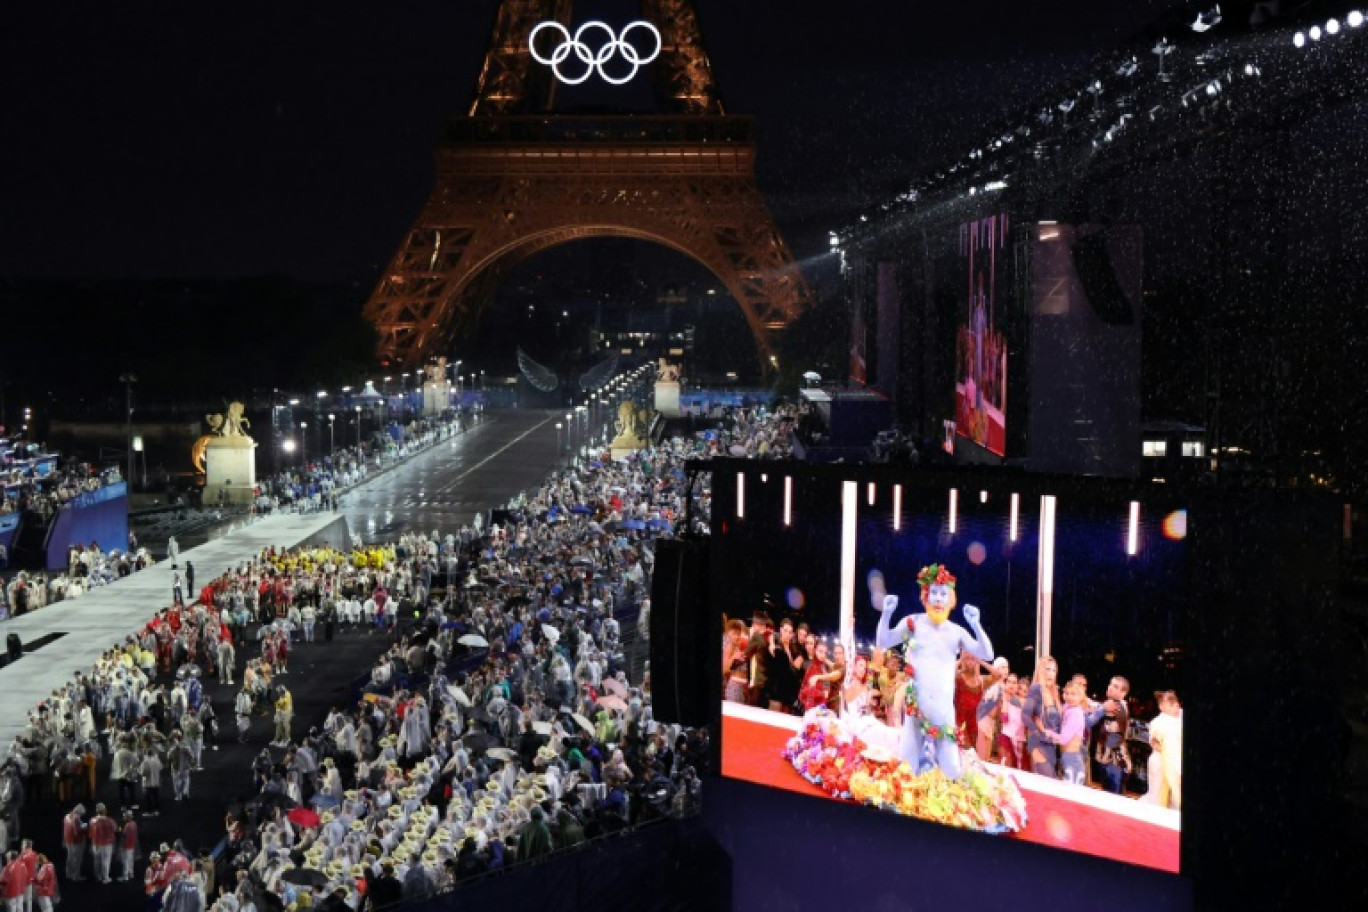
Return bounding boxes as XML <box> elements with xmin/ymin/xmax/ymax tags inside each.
<box><xmin>363</xmin><ymin>0</ymin><xmax>812</xmax><ymax>369</ymax></box>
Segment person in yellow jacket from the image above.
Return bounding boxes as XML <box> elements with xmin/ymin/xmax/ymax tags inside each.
<box><xmin>272</xmin><ymin>686</ymin><xmax>293</xmax><ymax>747</ymax></box>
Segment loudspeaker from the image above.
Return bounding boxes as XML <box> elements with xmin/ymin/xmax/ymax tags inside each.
<box><xmin>649</xmin><ymin>538</ymin><xmax>713</xmax><ymax>727</ymax></box>
<box><xmin>1072</xmin><ymin>231</ymin><xmax>1134</xmax><ymax>325</ymax></box>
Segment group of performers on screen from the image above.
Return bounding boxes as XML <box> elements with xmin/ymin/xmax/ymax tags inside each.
<box><xmin>723</xmin><ymin>584</ymin><xmax>1182</xmax><ymax>808</ymax></box>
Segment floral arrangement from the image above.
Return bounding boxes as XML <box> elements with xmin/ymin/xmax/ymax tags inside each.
<box><xmin>781</xmin><ymin>708</ymin><xmax>1027</xmax><ymax>834</ymax></box>
<box><xmin>917</xmin><ymin>563</ymin><xmax>956</xmax><ymax>592</ymax></box>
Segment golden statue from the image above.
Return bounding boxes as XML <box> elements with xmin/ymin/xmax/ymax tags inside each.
<box><xmin>194</xmin><ymin>401</ymin><xmax>253</xmax><ymax>473</ymax></box>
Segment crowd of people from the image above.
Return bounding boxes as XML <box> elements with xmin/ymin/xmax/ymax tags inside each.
<box><xmin>726</xmin><ymin>613</ymin><xmax>1184</xmax><ymax>808</ymax></box>
<box><xmin>2</xmin><ymin>459</ymin><xmax>123</xmax><ymax>521</ymax></box>
<box><xmin>0</xmin><ymin>399</ymin><xmax>795</xmax><ymax>911</ymax></box>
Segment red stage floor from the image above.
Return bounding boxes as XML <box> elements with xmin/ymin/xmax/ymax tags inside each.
<box><xmin>723</xmin><ymin>712</ymin><xmax>1179</xmax><ymax>873</ymax></box>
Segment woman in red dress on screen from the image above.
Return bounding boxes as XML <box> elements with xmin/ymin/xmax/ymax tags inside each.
<box><xmin>954</xmin><ymin>651</ymin><xmax>985</xmax><ymax>751</ymax></box>
<box><xmin>798</xmin><ymin>641</ymin><xmax>838</xmax><ymax>712</ymax></box>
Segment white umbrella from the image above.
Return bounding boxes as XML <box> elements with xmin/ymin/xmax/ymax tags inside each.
<box><xmin>531</xmin><ymin>721</ymin><xmax>552</xmax><ymax>736</ymax></box>
<box><xmin>570</xmin><ymin>713</ymin><xmax>594</xmax><ymax>734</ymax></box>
<box><xmin>446</xmin><ymin>686</ymin><xmax>472</xmax><ymax>708</ymax></box>
<box><xmin>540</xmin><ymin>624</ymin><xmax>560</xmax><ymax>645</ymax></box>
<box><xmin>802</xmin><ymin>371</ymin><xmax>822</xmax><ymax>382</ymax></box>
<box><xmin>486</xmin><ymin>747</ymin><xmax>517</xmax><ymax>762</ymax></box>
<box><xmin>457</xmin><ymin>634</ymin><xmax>488</xmax><ymax>648</ymax></box>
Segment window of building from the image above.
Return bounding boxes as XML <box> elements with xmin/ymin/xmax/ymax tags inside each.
<box><xmin>1143</xmin><ymin>440</ymin><xmax>1168</xmax><ymax>458</ymax></box>
<box><xmin>1181</xmin><ymin>441</ymin><xmax>1205</xmax><ymax>458</ymax></box>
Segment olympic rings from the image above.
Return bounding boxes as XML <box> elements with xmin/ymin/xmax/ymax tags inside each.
<box><xmin>528</xmin><ymin>20</ymin><xmax>662</xmax><ymax>86</ymax></box>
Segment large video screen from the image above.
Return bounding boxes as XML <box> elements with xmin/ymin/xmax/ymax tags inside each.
<box><xmin>953</xmin><ymin>213</ymin><xmax>1011</xmax><ymax>457</ymax></box>
<box><xmin>713</xmin><ymin>465</ymin><xmax>1187</xmax><ymax>874</ymax></box>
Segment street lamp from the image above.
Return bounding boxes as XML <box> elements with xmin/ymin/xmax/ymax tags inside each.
<box><xmin>555</xmin><ymin>422</ymin><xmax>563</xmax><ymax>457</ymax></box>
<box><xmin>355</xmin><ymin>404</ymin><xmax>362</xmax><ymax>447</ymax></box>
<box><xmin>118</xmin><ymin>373</ymin><xmax>136</xmax><ymax>490</ymax></box>
<box><xmin>300</xmin><ymin>421</ymin><xmax>308</xmax><ymax>466</ymax></box>
<box><xmin>328</xmin><ymin>413</ymin><xmax>336</xmax><ymax>454</ymax></box>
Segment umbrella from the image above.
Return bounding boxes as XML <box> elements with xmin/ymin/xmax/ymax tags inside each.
<box><xmin>255</xmin><ymin>791</ymin><xmax>298</xmax><ymax>811</ymax></box>
<box><xmin>802</xmin><ymin>371</ymin><xmax>822</xmax><ymax>382</ymax></box>
<box><xmin>446</xmin><ymin>686</ymin><xmax>472</xmax><ymax>708</ymax></box>
<box><xmin>620</xmin><ymin>519</ymin><xmax>645</xmax><ymax>531</ymax></box>
<box><xmin>540</xmin><ymin>624</ymin><xmax>560</xmax><ymax>644</ymax></box>
<box><xmin>570</xmin><ymin>556</ymin><xmax>594</xmax><ymax>567</ymax></box>
<box><xmin>462</xmin><ymin>731</ymin><xmax>494</xmax><ymax>755</ymax></box>
<box><xmin>440</xmin><ymin>621</ymin><xmax>461</xmax><ymax>630</ymax></box>
<box><xmin>486</xmin><ymin>747</ymin><xmax>517</xmax><ymax>762</ymax></box>
<box><xmin>598</xmin><ymin>694</ymin><xmax>628</xmax><ymax>712</ymax></box>
<box><xmin>467</xmin><ymin>706</ymin><xmax>494</xmax><ymax>724</ymax></box>
<box><xmin>281</xmin><ymin>867</ymin><xmax>331</xmax><ymax>888</ymax></box>
<box><xmin>602</xmin><ymin>678</ymin><xmax>628</xmax><ymax>699</ymax></box>
<box><xmin>309</xmin><ymin>793</ymin><xmax>340</xmax><ymax>810</ymax></box>
<box><xmin>531</xmin><ymin>721</ymin><xmax>553</xmax><ymax>736</ymax></box>
<box><xmin>457</xmin><ymin>634</ymin><xmax>489</xmax><ymax>648</ymax></box>
<box><xmin>569</xmin><ymin>505</ymin><xmax>593</xmax><ymax>515</ymax></box>
<box><xmin>646</xmin><ymin>518</ymin><xmax>669</xmax><ymax>529</ymax></box>
<box><xmin>570</xmin><ymin>713</ymin><xmax>594</xmax><ymax>734</ymax></box>
<box><xmin>287</xmin><ymin>807</ymin><xmax>321</xmax><ymax>829</ymax></box>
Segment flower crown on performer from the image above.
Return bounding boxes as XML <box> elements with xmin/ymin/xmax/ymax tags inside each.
<box><xmin>916</xmin><ymin>564</ymin><xmax>956</xmax><ymax>593</ymax></box>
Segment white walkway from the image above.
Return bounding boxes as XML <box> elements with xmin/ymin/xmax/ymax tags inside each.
<box><xmin>0</xmin><ymin>510</ymin><xmax>344</xmax><ymax>748</ymax></box>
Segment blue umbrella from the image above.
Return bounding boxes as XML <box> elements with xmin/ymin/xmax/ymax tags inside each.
<box><xmin>570</xmin><ymin>505</ymin><xmax>594</xmax><ymax>515</ymax></box>
<box><xmin>310</xmin><ymin>794</ymin><xmax>340</xmax><ymax>810</ymax></box>
<box><xmin>620</xmin><ymin>519</ymin><xmax>646</xmax><ymax>531</ymax></box>
<box><xmin>646</xmin><ymin>518</ymin><xmax>669</xmax><ymax>529</ymax></box>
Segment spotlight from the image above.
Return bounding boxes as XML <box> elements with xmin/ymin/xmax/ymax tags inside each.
<box><xmin>1116</xmin><ymin>57</ymin><xmax>1139</xmax><ymax>77</ymax></box>
<box><xmin>1191</xmin><ymin>5</ymin><xmax>1222</xmax><ymax>32</ymax></box>
<box><xmin>1327</xmin><ymin>18</ymin><xmax>1340</xmax><ymax>35</ymax></box>
<box><xmin>1206</xmin><ymin>81</ymin><xmax>1219</xmax><ymax>96</ymax></box>
<box><xmin>1350</xmin><ymin>11</ymin><xmax>1364</xmax><ymax>28</ymax></box>
<box><xmin>1293</xmin><ymin>30</ymin><xmax>1306</xmax><ymax>47</ymax></box>
<box><xmin>1309</xmin><ymin>25</ymin><xmax>1322</xmax><ymax>40</ymax></box>
<box><xmin>1243</xmin><ymin>63</ymin><xmax>1260</xmax><ymax>76</ymax></box>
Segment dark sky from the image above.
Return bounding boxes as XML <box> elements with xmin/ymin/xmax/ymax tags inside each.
<box><xmin>0</xmin><ymin>0</ymin><xmax>1181</xmax><ymax>283</ymax></box>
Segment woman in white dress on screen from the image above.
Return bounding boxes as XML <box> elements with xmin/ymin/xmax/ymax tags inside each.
<box><xmin>839</xmin><ymin>651</ymin><xmax>901</xmax><ymax>759</ymax></box>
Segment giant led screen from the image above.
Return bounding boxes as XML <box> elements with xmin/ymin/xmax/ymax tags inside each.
<box><xmin>713</xmin><ymin>465</ymin><xmax>1187</xmax><ymax>874</ymax></box>
<box><xmin>953</xmin><ymin>213</ymin><xmax>1011</xmax><ymax>457</ymax></box>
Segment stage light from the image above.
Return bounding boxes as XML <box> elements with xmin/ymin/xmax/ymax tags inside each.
<box><xmin>1327</xmin><ymin>18</ymin><xmax>1341</xmax><ymax>35</ymax></box>
<box><xmin>1036</xmin><ymin>495</ymin><xmax>1058</xmax><ymax>658</ymax></box>
<box><xmin>1350</xmin><ymin>11</ymin><xmax>1364</xmax><ymax>28</ymax></box>
<box><xmin>980</xmin><ymin>490</ymin><xmax>988</xmax><ymax>504</ymax></box>
<box><xmin>1293</xmin><ymin>31</ymin><xmax>1306</xmax><ymax>47</ymax></box>
<box><xmin>840</xmin><ymin>481</ymin><xmax>859</xmax><ymax>650</ymax></box>
<box><xmin>893</xmin><ymin>484</ymin><xmax>902</xmax><ymax>531</ymax></box>
<box><xmin>1310</xmin><ymin>25</ymin><xmax>1322</xmax><ymax>40</ymax></box>
<box><xmin>1127</xmin><ymin>501</ymin><xmax>1140</xmax><ymax>556</ymax></box>
<box><xmin>761</xmin><ymin>473</ymin><xmax>767</xmax><ymax>483</ymax></box>
<box><xmin>1206</xmin><ymin>81</ymin><xmax>1220</xmax><ymax>96</ymax></box>
<box><xmin>784</xmin><ymin>476</ymin><xmax>792</xmax><ymax>526</ymax></box>
<box><xmin>948</xmin><ymin>488</ymin><xmax>959</xmax><ymax>534</ymax></box>
<box><xmin>1243</xmin><ymin>63</ymin><xmax>1260</xmax><ymax>77</ymax></box>
<box><xmin>736</xmin><ymin>472</ymin><xmax>745</xmax><ymax>519</ymax></box>
<box><xmin>1009</xmin><ymin>493</ymin><xmax>1019</xmax><ymax>542</ymax></box>
<box><xmin>867</xmin><ymin>482</ymin><xmax>876</xmax><ymax>506</ymax></box>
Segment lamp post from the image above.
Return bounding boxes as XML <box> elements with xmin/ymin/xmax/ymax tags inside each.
<box><xmin>118</xmin><ymin>373</ymin><xmax>137</xmax><ymax>490</ymax></box>
<box><xmin>555</xmin><ymin>422</ymin><xmax>563</xmax><ymax>460</ymax></box>
<box><xmin>355</xmin><ymin>405</ymin><xmax>362</xmax><ymax>447</ymax></box>
<box><xmin>328</xmin><ymin>413</ymin><xmax>336</xmax><ymax>455</ymax></box>
<box><xmin>300</xmin><ymin>421</ymin><xmax>308</xmax><ymax>467</ymax></box>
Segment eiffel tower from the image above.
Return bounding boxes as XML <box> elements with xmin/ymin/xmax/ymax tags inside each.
<box><xmin>363</xmin><ymin>0</ymin><xmax>812</xmax><ymax>369</ymax></box>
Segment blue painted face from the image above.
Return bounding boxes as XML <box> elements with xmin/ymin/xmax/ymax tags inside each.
<box><xmin>923</xmin><ymin>583</ymin><xmax>956</xmax><ymax>624</ymax></box>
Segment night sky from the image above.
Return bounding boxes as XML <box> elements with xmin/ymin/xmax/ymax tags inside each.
<box><xmin>1</xmin><ymin>1</ymin><xmax>1177</xmax><ymax>282</ymax></box>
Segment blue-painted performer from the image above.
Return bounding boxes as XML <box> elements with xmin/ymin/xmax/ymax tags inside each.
<box><xmin>873</xmin><ymin>564</ymin><xmax>994</xmax><ymax>780</ymax></box>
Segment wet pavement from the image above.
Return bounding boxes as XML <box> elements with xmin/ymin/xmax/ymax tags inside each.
<box><xmin>337</xmin><ymin>409</ymin><xmax>565</xmax><ymax>543</ymax></box>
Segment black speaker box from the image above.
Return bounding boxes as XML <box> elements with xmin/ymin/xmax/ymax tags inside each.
<box><xmin>649</xmin><ymin>538</ymin><xmax>714</xmax><ymax>727</ymax></box>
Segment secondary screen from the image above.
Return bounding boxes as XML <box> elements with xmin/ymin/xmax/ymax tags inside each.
<box><xmin>714</xmin><ymin>467</ymin><xmax>1187</xmax><ymax>874</ymax></box>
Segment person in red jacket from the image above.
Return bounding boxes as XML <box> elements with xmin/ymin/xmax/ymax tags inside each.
<box><xmin>118</xmin><ymin>810</ymin><xmax>140</xmax><ymax>882</ymax></box>
<box><xmin>1</xmin><ymin>850</ymin><xmax>30</xmax><ymax>912</ymax></box>
<box><xmin>32</xmin><ymin>854</ymin><xmax>57</xmax><ymax>912</ymax></box>
<box><xmin>16</xmin><ymin>841</ymin><xmax>37</xmax><ymax>912</ymax></box>
<box><xmin>61</xmin><ymin>805</ymin><xmax>86</xmax><ymax>882</ymax></box>
<box><xmin>87</xmin><ymin>803</ymin><xmax>118</xmax><ymax>883</ymax></box>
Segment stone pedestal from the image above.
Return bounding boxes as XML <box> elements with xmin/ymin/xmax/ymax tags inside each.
<box><xmin>609</xmin><ymin>433</ymin><xmax>647</xmax><ymax>462</ymax></box>
<box><xmin>204</xmin><ymin>436</ymin><xmax>257</xmax><ymax>507</ymax></box>
<box><xmin>654</xmin><ymin>380</ymin><xmax>681</xmax><ymax>418</ymax></box>
<box><xmin>422</xmin><ymin>380</ymin><xmax>451</xmax><ymax>417</ymax></box>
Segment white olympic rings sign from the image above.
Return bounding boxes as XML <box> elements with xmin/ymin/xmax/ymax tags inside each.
<box><xmin>528</xmin><ymin>20</ymin><xmax>662</xmax><ymax>86</ymax></box>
